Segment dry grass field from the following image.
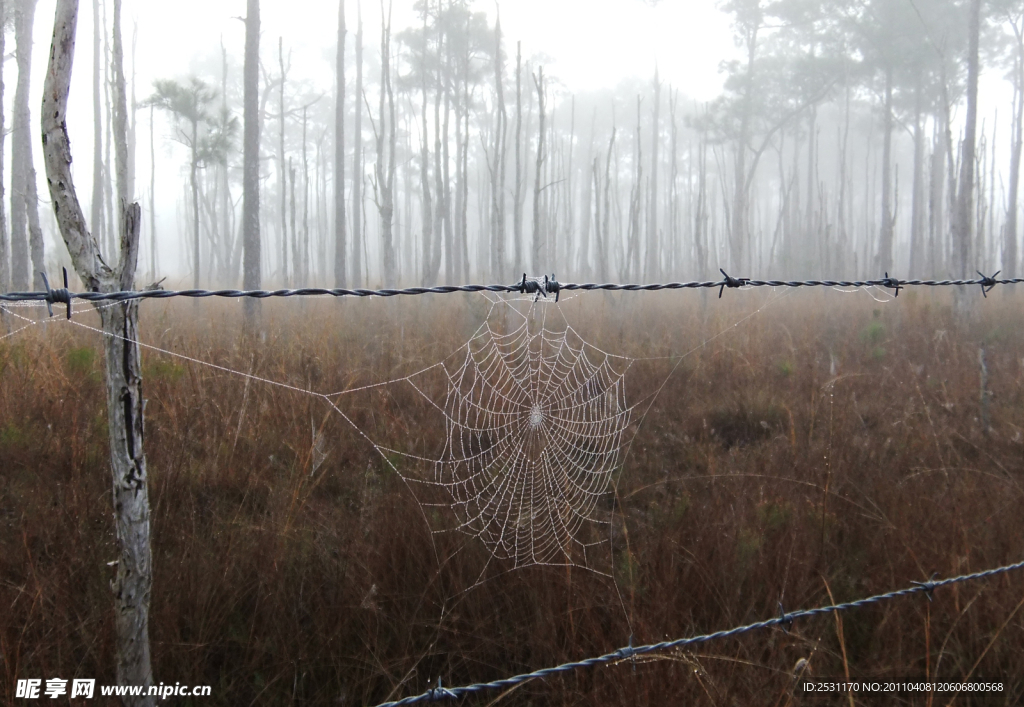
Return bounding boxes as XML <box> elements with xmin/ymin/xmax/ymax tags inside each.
<box><xmin>2</xmin><ymin>289</ymin><xmax>1023</xmax><ymax>705</ymax></box>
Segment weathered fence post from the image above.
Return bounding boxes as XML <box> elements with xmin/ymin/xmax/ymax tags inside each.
<box><xmin>42</xmin><ymin>1</ymin><xmax>154</xmax><ymax>704</ymax></box>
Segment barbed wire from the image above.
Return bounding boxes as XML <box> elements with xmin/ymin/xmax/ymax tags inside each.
<box><xmin>1</xmin><ymin>269</ymin><xmax>1021</xmax><ymax>318</ymax></box>
<box><xmin>372</xmin><ymin>558</ymin><xmax>1024</xmax><ymax>706</ymax></box>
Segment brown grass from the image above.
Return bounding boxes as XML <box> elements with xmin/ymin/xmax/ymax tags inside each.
<box><xmin>2</xmin><ymin>289</ymin><xmax>1023</xmax><ymax>705</ymax></box>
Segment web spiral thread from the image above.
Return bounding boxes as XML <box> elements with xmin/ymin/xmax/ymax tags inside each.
<box><xmin>424</xmin><ymin>310</ymin><xmax>631</xmax><ymax>567</ymax></box>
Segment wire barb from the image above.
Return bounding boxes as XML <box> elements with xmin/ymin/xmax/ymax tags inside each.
<box><xmin>618</xmin><ymin>634</ymin><xmax>638</xmax><ymax>674</ymax></box>
<box><xmin>911</xmin><ymin>572</ymin><xmax>939</xmax><ymax>602</ymax></box>
<box><xmin>41</xmin><ymin>268</ymin><xmax>72</xmax><ymax>319</ymax></box>
<box><xmin>546</xmin><ymin>274</ymin><xmax>560</xmax><ymax>302</ymax></box>
<box><xmin>516</xmin><ymin>273</ymin><xmax>560</xmax><ymax>301</ymax></box>
<box><xmin>427</xmin><ymin>677</ymin><xmax>457</xmax><ymax>701</ymax></box>
<box><xmin>777</xmin><ymin>601</ymin><xmax>792</xmax><ymax>633</ymax></box>
<box><xmin>977</xmin><ymin>270</ymin><xmax>1000</xmax><ymax>298</ymax></box>
<box><xmin>881</xmin><ymin>272</ymin><xmax>902</xmax><ymax>297</ymax></box>
<box><xmin>718</xmin><ymin>268</ymin><xmax>749</xmax><ymax>298</ymax></box>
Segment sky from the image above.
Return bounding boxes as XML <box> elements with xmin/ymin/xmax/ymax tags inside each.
<box><xmin>127</xmin><ymin>0</ymin><xmax>736</xmax><ymax>100</ymax></box>
<box><xmin>32</xmin><ymin>0</ymin><xmax>739</xmax><ymax>157</ymax></box>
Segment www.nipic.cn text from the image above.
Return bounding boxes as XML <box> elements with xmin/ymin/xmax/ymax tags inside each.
<box><xmin>16</xmin><ymin>679</ymin><xmax>211</xmax><ymax>700</ymax></box>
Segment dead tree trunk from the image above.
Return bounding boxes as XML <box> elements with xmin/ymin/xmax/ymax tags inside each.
<box><xmin>696</xmin><ymin>119</ymin><xmax>709</xmax><ymax>279</ymax></box>
<box><xmin>301</xmin><ymin>109</ymin><xmax>310</xmax><ymax>284</ymax></box>
<box><xmin>878</xmin><ymin>64</ymin><xmax>895</xmax><ymax>275</ymax></box>
<box><xmin>647</xmin><ymin>67</ymin><xmax>660</xmax><ymax>281</ymax></box>
<box><xmin>90</xmin><ymin>0</ymin><xmax>103</xmax><ymax>256</ymax></box>
<box><xmin>731</xmin><ymin>19</ymin><xmax>758</xmax><ymax>272</ymax></box>
<box><xmin>909</xmin><ymin>72</ymin><xmax>925</xmax><ymax>277</ymax></box>
<box><xmin>590</xmin><ymin>157</ymin><xmax>600</xmax><ymax>277</ymax></box>
<box><xmin>43</xmin><ymin>1</ymin><xmax>153</xmax><ymax>703</ymax></box>
<box><xmin>579</xmin><ymin>110</ymin><xmax>595</xmax><ymax>277</ymax></box>
<box><xmin>351</xmin><ymin>1</ymin><xmax>362</xmax><ymax>287</ymax></box>
<box><xmin>418</xmin><ymin>3</ymin><xmax>433</xmax><ymax>285</ymax></box>
<box><xmin>102</xmin><ymin>2</ymin><xmax>114</xmax><ymax>259</ymax></box>
<box><xmin>599</xmin><ymin>125</ymin><xmax>615</xmax><ymax>281</ymax></box>
<box><xmin>513</xmin><ymin>41</ymin><xmax>523</xmax><ymax>272</ymax></box>
<box><xmin>531</xmin><ymin>66</ymin><xmax>545</xmax><ymax>273</ymax></box>
<box><xmin>430</xmin><ymin>26</ymin><xmax>445</xmax><ymax>283</ymax></box>
<box><xmin>112</xmin><ymin>0</ymin><xmax>130</xmax><ymax>231</ymax></box>
<box><xmin>386</xmin><ymin>10</ymin><xmax>397</xmax><ymax>284</ymax></box>
<box><xmin>489</xmin><ymin>12</ymin><xmax>507</xmax><ymax>281</ymax></box>
<box><xmin>0</xmin><ymin>0</ymin><xmax>8</xmax><ymax>294</ymax></box>
<box><xmin>668</xmin><ymin>89</ymin><xmax>678</xmax><ymax>276</ymax></box>
<box><xmin>453</xmin><ymin>68</ymin><xmax>464</xmax><ymax>281</ymax></box>
<box><xmin>459</xmin><ymin>46</ymin><xmax>470</xmax><ymax>283</ymax></box>
<box><xmin>220</xmin><ymin>39</ymin><xmax>231</xmax><ymax>282</ymax></box>
<box><xmin>929</xmin><ymin>111</ymin><xmax>946</xmax><ymax>275</ymax></box>
<box><xmin>278</xmin><ymin>37</ymin><xmax>288</xmax><ymax>286</ymax></box>
<box><xmin>333</xmin><ymin>0</ymin><xmax>347</xmax><ymax>288</ymax></box>
<box><xmin>402</xmin><ymin>116</ymin><xmax>412</xmax><ymax>277</ymax></box>
<box><xmin>289</xmin><ymin>158</ymin><xmax>296</xmax><ymax>283</ymax></box>
<box><xmin>12</xmin><ymin>0</ymin><xmax>40</xmax><ymax>291</ymax></box>
<box><xmin>243</xmin><ymin>0</ymin><xmax>261</xmax><ymax>323</ymax></box>
<box><xmin>25</xmin><ymin>162</ymin><xmax>44</xmax><ymax>290</ymax></box>
<box><xmin>629</xmin><ymin>96</ymin><xmax>643</xmax><ymax>281</ymax></box>
<box><xmin>189</xmin><ymin>115</ymin><xmax>200</xmax><ymax>288</ymax></box>
<box><xmin>990</xmin><ymin>117</ymin><xmax>998</xmax><ymax>271</ymax></box>
<box><xmin>22</xmin><ymin>0</ymin><xmax>44</xmax><ymax>290</ymax></box>
<box><xmin>805</xmin><ymin>103</ymin><xmax>816</xmax><ymax>255</ymax></box>
<box><xmin>375</xmin><ymin>1</ymin><xmax>396</xmax><ymax>285</ymax></box>
<box><xmin>1007</xmin><ymin>16</ymin><xmax>1024</xmax><ymax>281</ymax></box>
<box><xmin>148</xmin><ymin>105</ymin><xmax>156</xmax><ymax>278</ymax></box>
<box><xmin>954</xmin><ymin>0</ymin><xmax>981</xmax><ymax>310</ymax></box>
<box><xmin>838</xmin><ymin>71</ymin><xmax>851</xmax><ymax>275</ymax></box>
<box><xmin>440</xmin><ymin>43</ymin><xmax>453</xmax><ymax>283</ymax></box>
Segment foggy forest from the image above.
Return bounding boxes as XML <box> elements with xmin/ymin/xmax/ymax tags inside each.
<box><xmin>0</xmin><ymin>0</ymin><xmax>1021</xmax><ymax>290</ymax></box>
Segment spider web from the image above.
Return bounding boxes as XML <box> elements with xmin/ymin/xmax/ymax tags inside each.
<box><xmin>421</xmin><ymin>302</ymin><xmax>632</xmax><ymax>567</ymax></box>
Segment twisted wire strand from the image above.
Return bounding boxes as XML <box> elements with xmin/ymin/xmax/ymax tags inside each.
<box><xmin>373</xmin><ymin>558</ymin><xmax>1024</xmax><ymax>706</ymax></box>
<box><xmin>562</xmin><ymin>277</ymin><xmax>1024</xmax><ymax>291</ymax></box>
<box><xmin>0</xmin><ymin>283</ymin><xmax>523</xmax><ymax>303</ymax></box>
<box><xmin>1</xmin><ymin>273</ymin><xmax>1022</xmax><ymax>307</ymax></box>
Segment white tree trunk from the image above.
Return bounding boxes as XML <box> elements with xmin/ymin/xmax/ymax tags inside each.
<box><xmin>0</xmin><ymin>0</ymin><xmax>8</xmax><ymax>295</ymax></box>
<box><xmin>242</xmin><ymin>0</ymin><xmax>261</xmax><ymax>324</ymax></box>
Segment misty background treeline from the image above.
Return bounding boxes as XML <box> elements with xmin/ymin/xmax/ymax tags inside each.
<box><xmin>0</xmin><ymin>0</ymin><xmax>1021</xmax><ymax>290</ymax></box>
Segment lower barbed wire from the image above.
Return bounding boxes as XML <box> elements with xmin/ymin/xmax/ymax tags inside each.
<box><xmin>372</xmin><ymin>557</ymin><xmax>1024</xmax><ymax>706</ymax></box>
